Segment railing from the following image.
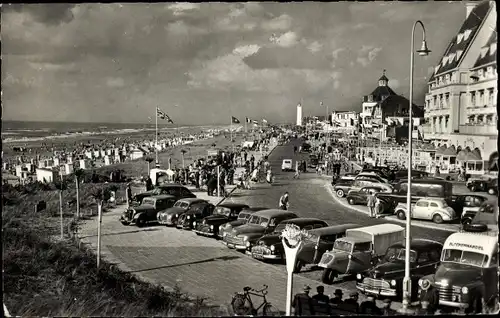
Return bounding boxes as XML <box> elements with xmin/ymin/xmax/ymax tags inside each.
<box><xmin>459</xmin><ymin>124</ymin><xmax>497</xmax><ymax>135</ymax></box>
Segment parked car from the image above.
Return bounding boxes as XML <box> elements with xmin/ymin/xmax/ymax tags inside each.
<box><xmin>450</xmin><ymin>194</ymin><xmax>488</xmax><ymax>223</ymax></box>
<box><xmin>133</xmin><ymin>184</ymin><xmax>196</xmax><ymax>203</ymax></box>
<box><xmin>281</xmin><ymin>159</ymin><xmax>293</xmax><ymax>171</ymax></box>
<box><xmin>391</xmin><ymin>170</ymin><xmax>430</xmax><ymax>183</ymax></box>
<box><xmin>318</xmin><ymin>224</ymin><xmax>405</xmax><ymax>284</ymax></box>
<box><xmin>349</xmin><ymin>179</ymin><xmax>393</xmax><ymax>193</ymax></box>
<box><xmin>466</xmin><ymin>177</ymin><xmax>498</xmax><ymax>194</ymax></box>
<box><xmin>157</xmin><ymin>198</ymin><xmax>209</xmax><ymax>226</ymax></box>
<box><xmin>355</xmin><ymin>173</ymin><xmax>390</xmax><ymax>184</ymax></box>
<box><xmin>176</xmin><ymin>201</ymin><xmax>216</xmax><ymax>230</ymax></box>
<box><xmin>250</xmin><ymin>218</ymin><xmax>328</xmax><ymax>261</ymax></box>
<box><xmin>418</xmin><ymin>227</ymin><xmax>498</xmax><ymax>314</ymax></box>
<box><xmin>395</xmin><ymin>198</ymin><xmax>457</xmax><ymax>224</ymax></box>
<box><xmin>218</xmin><ymin>207</ymin><xmax>268</xmax><ymax>239</ymax></box>
<box><xmin>361</xmin><ymin>168</ymin><xmax>392</xmax><ymax>180</ymax></box>
<box><xmin>193</xmin><ymin>203</ymin><xmax>250</xmax><ymax>237</ymax></box>
<box><xmin>120</xmin><ymin>194</ymin><xmax>177</xmax><ymax>227</ymax></box>
<box><xmin>295</xmin><ymin>224</ymin><xmax>362</xmax><ymax>273</ymax></box>
<box><xmin>224</xmin><ymin>209</ymin><xmax>298</xmax><ymax>251</ymax></box>
<box><xmin>376</xmin><ymin>179</ymin><xmax>453</xmax><ymax>214</ymax></box>
<box><xmin>333</xmin><ymin>180</ymin><xmax>354</xmax><ymax>198</ymax></box>
<box><xmin>356</xmin><ymin>239</ymin><xmax>443</xmax><ymax>300</ymax></box>
<box><xmin>340</xmin><ymin>173</ymin><xmax>358</xmax><ymax>181</ymax></box>
<box><xmin>346</xmin><ymin>186</ymin><xmax>389</xmax><ymax>206</ymax></box>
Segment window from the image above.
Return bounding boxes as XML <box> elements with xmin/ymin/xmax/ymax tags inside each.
<box><xmin>439</xmin><ymin>95</ymin><xmax>443</xmax><ymax>108</ymax></box>
<box><xmin>463</xmin><ymin>29</ymin><xmax>471</xmax><ymax>40</ymax></box>
<box><xmin>470</xmin><ymin>92</ymin><xmax>476</xmax><ymax>106</ymax></box>
<box><xmin>442</xmin><ymin>56</ymin><xmax>449</xmax><ymax>65</ymax></box>
<box><xmin>303</xmin><ymin>225</ymin><xmax>314</xmax><ymax>230</ymax></box>
<box><xmin>456</xmin><ymin>50</ymin><xmax>464</xmax><ymax>61</ymax></box>
<box><xmin>457</xmin><ymin>34</ymin><xmax>463</xmax><ymax>44</ymax></box>
<box><xmin>353</xmin><ymin>242</ymin><xmax>372</xmax><ymax>252</ymax></box>
<box><xmin>429</xmin><ymin>202</ymin><xmax>439</xmax><ymax>208</ymax></box>
<box><xmin>486</xmin><ymin>114</ymin><xmax>493</xmax><ymax>124</ymax></box>
<box><xmin>488</xmin><ymin>88</ymin><xmax>494</xmax><ymax>105</ymax></box>
<box><xmin>480</xmin><ymin>47</ymin><xmax>489</xmax><ymax>58</ymax></box>
<box><xmin>418</xmin><ymin>252</ymin><xmax>430</xmax><ymax>263</ymax></box>
<box><xmin>416</xmin><ymin>201</ymin><xmax>429</xmax><ymax>207</ymax></box>
<box><xmin>477</xmin><ymin>115</ymin><xmax>484</xmax><ymax>124</ymax></box>
<box><xmin>490</xmin><ymin>253</ymin><xmax>498</xmax><ymax>266</ymax></box>
<box><xmin>445</xmin><ymin>93</ymin><xmax>450</xmax><ymax>107</ymax></box>
<box><xmin>478</xmin><ymin>69</ymin><xmax>484</xmax><ymax>79</ymax></box>
<box><xmin>429</xmin><ymin>249</ymin><xmax>441</xmax><ymax>262</ymax></box>
<box><xmin>490</xmin><ymin>43</ymin><xmax>497</xmax><ymax>55</ymax></box>
<box><xmin>468</xmin><ymin>115</ymin><xmax>475</xmax><ymax>124</ymax></box>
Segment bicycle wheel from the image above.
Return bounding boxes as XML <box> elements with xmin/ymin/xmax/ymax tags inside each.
<box><xmin>262</xmin><ymin>303</ymin><xmax>280</xmax><ymax>316</ymax></box>
<box><xmin>231</xmin><ymin>294</ymin><xmax>252</xmax><ymax>316</ymax></box>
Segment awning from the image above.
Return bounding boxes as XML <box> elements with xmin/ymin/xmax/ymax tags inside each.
<box><xmin>435</xmin><ymin>145</ymin><xmax>447</xmax><ymax>155</ymax></box>
<box><xmin>457</xmin><ymin>149</ymin><xmax>470</xmax><ymax>161</ymax></box>
<box><xmin>465</xmin><ymin>152</ymin><xmax>482</xmax><ymax>161</ymax></box>
<box><xmin>442</xmin><ymin>145</ymin><xmax>457</xmax><ymax>156</ymax></box>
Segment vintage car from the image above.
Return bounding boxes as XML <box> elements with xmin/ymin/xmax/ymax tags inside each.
<box><xmin>348</xmin><ymin>178</ymin><xmax>393</xmax><ymax>193</ymax></box>
<box><xmin>157</xmin><ymin>198</ymin><xmax>209</xmax><ymax>226</ymax></box>
<box><xmin>318</xmin><ymin>224</ymin><xmax>405</xmax><ymax>284</ymax></box>
<box><xmin>308</xmin><ymin>154</ymin><xmax>319</xmax><ymax>168</ymax></box>
<box><xmin>354</xmin><ymin>173</ymin><xmax>390</xmax><ymax>184</ymax></box>
<box><xmin>133</xmin><ymin>184</ymin><xmax>196</xmax><ymax>203</ymax></box>
<box><xmin>333</xmin><ymin>180</ymin><xmax>354</xmax><ymax>198</ymax></box>
<box><xmin>418</xmin><ymin>227</ymin><xmax>499</xmax><ymax>314</ymax></box>
<box><xmin>218</xmin><ymin>207</ymin><xmax>268</xmax><ymax>239</ymax></box>
<box><xmin>224</xmin><ymin>209</ymin><xmax>298</xmax><ymax>251</ymax></box>
<box><xmin>466</xmin><ymin>177</ymin><xmax>498</xmax><ymax>195</ymax></box>
<box><xmin>356</xmin><ymin>239</ymin><xmax>443</xmax><ymax>299</ymax></box>
<box><xmin>395</xmin><ymin>198</ymin><xmax>457</xmax><ymax>224</ymax></box>
<box><xmin>346</xmin><ymin>186</ymin><xmax>389</xmax><ymax>206</ymax></box>
<box><xmin>295</xmin><ymin>224</ymin><xmax>362</xmax><ymax>273</ymax></box>
<box><xmin>120</xmin><ymin>194</ymin><xmax>177</xmax><ymax>227</ymax></box>
<box><xmin>249</xmin><ymin>218</ymin><xmax>328</xmax><ymax>261</ymax></box>
<box><xmin>450</xmin><ymin>194</ymin><xmax>488</xmax><ymax>224</ymax></box>
<box><xmin>281</xmin><ymin>159</ymin><xmax>293</xmax><ymax>171</ymax></box>
<box><xmin>193</xmin><ymin>203</ymin><xmax>250</xmax><ymax>237</ymax></box>
<box><xmin>176</xmin><ymin>201</ymin><xmax>215</xmax><ymax>230</ymax></box>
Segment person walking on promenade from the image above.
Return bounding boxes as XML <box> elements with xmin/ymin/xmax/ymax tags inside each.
<box><xmin>145</xmin><ymin>176</ymin><xmax>153</xmax><ymax>191</ymax></box>
<box><xmin>367</xmin><ymin>191</ymin><xmax>376</xmax><ymax>218</ymax></box>
<box><xmin>312</xmin><ymin>285</ymin><xmax>329</xmax><ymax>304</ymax></box>
<box><xmin>374</xmin><ymin>195</ymin><xmax>382</xmax><ymax>218</ymax></box>
<box><xmin>293</xmin><ymin>161</ymin><xmax>300</xmax><ymax>179</ymax></box>
<box><xmin>126</xmin><ymin>183</ymin><xmax>132</xmax><ymax>205</ymax></box>
<box><xmin>279</xmin><ymin>192</ymin><xmax>289</xmax><ymax>210</ymax></box>
<box><xmin>292</xmin><ymin>285</ymin><xmax>315</xmax><ymax>316</ymax></box>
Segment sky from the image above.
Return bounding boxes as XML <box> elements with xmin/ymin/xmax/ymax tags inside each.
<box><xmin>2</xmin><ymin>2</ymin><xmax>468</xmax><ymax>125</ymax></box>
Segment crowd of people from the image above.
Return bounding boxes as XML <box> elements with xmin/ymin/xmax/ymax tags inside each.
<box><xmin>292</xmin><ymin>285</ymin><xmax>436</xmax><ymax>316</ymax></box>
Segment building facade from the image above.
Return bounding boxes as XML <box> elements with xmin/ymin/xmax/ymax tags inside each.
<box><xmin>424</xmin><ymin>0</ymin><xmax>497</xmax><ymax>167</ymax></box>
<box><xmin>332</xmin><ymin>111</ymin><xmax>359</xmax><ymax>134</ymax></box>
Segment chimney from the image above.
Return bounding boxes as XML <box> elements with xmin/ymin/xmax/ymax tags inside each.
<box><xmin>465</xmin><ymin>1</ymin><xmax>478</xmax><ymax>19</ymax></box>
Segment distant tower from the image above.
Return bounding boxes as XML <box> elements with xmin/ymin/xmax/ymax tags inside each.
<box><xmin>296</xmin><ymin>103</ymin><xmax>303</xmax><ymax>126</ymax></box>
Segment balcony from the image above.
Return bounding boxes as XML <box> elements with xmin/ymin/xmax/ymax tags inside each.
<box><xmin>459</xmin><ymin>124</ymin><xmax>497</xmax><ymax>135</ymax></box>
<box><xmin>466</xmin><ymin>105</ymin><xmax>497</xmax><ymax>115</ymax></box>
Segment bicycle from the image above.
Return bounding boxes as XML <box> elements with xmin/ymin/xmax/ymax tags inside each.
<box><xmin>231</xmin><ymin>285</ymin><xmax>280</xmax><ymax>316</ymax></box>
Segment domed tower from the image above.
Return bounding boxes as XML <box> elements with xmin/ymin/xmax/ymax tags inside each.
<box><xmin>378</xmin><ymin>69</ymin><xmax>389</xmax><ymax>87</ymax></box>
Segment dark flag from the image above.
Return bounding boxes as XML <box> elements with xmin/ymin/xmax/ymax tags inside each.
<box><xmin>231</xmin><ymin>116</ymin><xmax>240</xmax><ymax>124</ymax></box>
<box><xmin>156</xmin><ymin>107</ymin><xmax>174</xmax><ymax>123</ymax></box>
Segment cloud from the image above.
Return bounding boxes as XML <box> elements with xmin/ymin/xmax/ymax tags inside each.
<box><xmin>106</xmin><ymin>77</ymin><xmax>125</xmax><ymax>87</ymax></box>
<box><xmin>167</xmin><ymin>3</ymin><xmax>201</xmax><ymax>16</ymax></box>
<box><xmin>243</xmin><ymin>46</ymin><xmax>333</xmax><ymax>70</ymax></box>
<box><xmin>232</xmin><ymin>44</ymin><xmax>261</xmax><ymax>58</ymax></box>
<box><xmin>307</xmin><ymin>41</ymin><xmax>323</xmax><ymax>53</ymax></box>
<box><xmin>356</xmin><ymin>45</ymin><xmax>382</xmax><ymax>67</ymax></box>
<box><xmin>261</xmin><ymin>14</ymin><xmax>292</xmax><ymax>31</ymax></box>
<box><xmin>3</xmin><ymin>3</ymin><xmax>76</xmax><ymax>25</ymax></box>
<box><xmin>332</xmin><ymin>48</ymin><xmax>346</xmax><ymax>59</ymax></box>
<box><xmin>352</xmin><ymin>23</ymin><xmax>373</xmax><ymax>30</ymax></box>
<box><xmin>270</xmin><ymin>31</ymin><xmax>299</xmax><ymax>47</ymax></box>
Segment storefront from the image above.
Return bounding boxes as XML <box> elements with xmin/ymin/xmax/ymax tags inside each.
<box><xmin>457</xmin><ymin>148</ymin><xmax>484</xmax><ymax>175</ymax></box>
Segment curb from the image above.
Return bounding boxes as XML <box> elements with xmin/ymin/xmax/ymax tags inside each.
<box><xmin>324</xmin><ymin>182</ymin><xmax>459</xmax><ymax>233</ymax></box>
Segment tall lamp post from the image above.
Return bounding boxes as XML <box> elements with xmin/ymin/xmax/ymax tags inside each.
<box><xmin>402</xmin><ymin>20</ymin><xmax>431</xmax><ymax>313</ymax></box>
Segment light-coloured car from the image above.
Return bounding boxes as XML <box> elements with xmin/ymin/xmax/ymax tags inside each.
<box><xmin>395</xmin><ymin>198</ymin><xmax>457</xmax><ymax>224</ymax></box>
<box><xmin>281</xmin><ymin>159</ymin><xmax>293</xmax><ymax>171</ymax></box>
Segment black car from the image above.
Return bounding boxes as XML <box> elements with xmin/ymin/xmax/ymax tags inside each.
<box><xmin>218</xmin><ymin>207</ymin><xmax>268</xmax><ymax>239</ymax></box>
<box><xmin>450</xmin><ymin>194</ymin><xmax>488</xmax><ymax>219</ymax></box>
<box><xmin>300</xmin><ymin>143</ymin><xmax>312</xmax><ymax>153</ymax></box>
<box><xmin>133</xmin><ymin>184</ymin><xmax>196</xmax><ymax>204</ymax></box>
<box><xmin>356</xmin><ymin>239</ymin><xmax>443</xmax><ymax>300</ymax></box>
<box><xmin>333</xmin><ymin>180</ymin><xmax>354</xmax><ymax>198</ymax></box>
<box><xmin>176</xmin><ymin>201</ymin><xmax>216</xmax><ymax>230</ymax></box>
<box><xmin>346</xmin><ymin>186</ymin><xmax>385</xmax><ymax>206</ymax></box>
<box><xmin>157</xmin><ymin>198</ymin><xmax>209</xmax><ymax>226</ymax></box>
<box><xmin>466</xmin><ymin>178</ymin><xmax>498</xmax><ymax>195</ymax></box>
<box><xmin>249</xmin><ymin>218</ymin><xmax>328</xmax><ymax>261</ymax></box>
<box><xmin>193</xmin><ymin>203</ymin><xmax>250</xmax><ymax>238</ymax></box>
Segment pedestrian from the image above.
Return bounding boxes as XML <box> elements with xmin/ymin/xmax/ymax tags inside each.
<box><xmin>293</xmin><ymin>161</ymin><xmax>300</xmax><ymax>179</ymax></box>
<box><xmin>126</xmin><ymin>183</ymin><xmax>132</xmax><ymax>204</ymax></box>
<box><xmin>145</xmin><ymin>176</ymin><xmax>153</xmax><ymax>191</ymax></box>
<box><xmin>415</xmin><ymin>300</ymin><xmax>434</xmax><ymax>315</ymax></box>
<box><xmin>374</xmin><ymin>195</ymin><xmax>382</xmax><ymax>218</ymax></box>
<box><xmin>292</xmin><ymin>285</ymin><xmax>315</xmax><ymax>316</ymax></box>
<box><xmin>359</xmin><ymin>296</ymin><xmax>381</xmax><ymax>315</ymax></box>
<box><xmin>381</xmin><ymin>299</ymin><xmax>396</xmax><ymax>316</ymax></box>
<box><xmin>367</xmin><ymin>191</ymin><xmax>376</xmax><ymax>218</ymax></box>
<box><xmin>312</xmin><ymin>285</ymin><xmax>329</xmax><ymax>304</ymax></box>
<box><xmin>279</xmin><ymin>192</ymin><xmax>289</xmax><ymax>210</ymax></box>
<box><xmin>329</xmin><ymin>289</ymin><xmax>344</xmax><ymax>305</ymax></box>
<box><xmin>342</xmin><ymin>292</ymin><xmax>359</xmax><ymax>313</ymax></box>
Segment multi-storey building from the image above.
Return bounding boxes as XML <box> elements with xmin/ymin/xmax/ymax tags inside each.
<box><xmin>424</xmin><ymin>0</ymin><xmax>497</xmax><ymax>168</ymax></box>
<box><xmin>331</xmin><ymin>111</ymin><xmax>359</xmax><ymax>135</ymax></box>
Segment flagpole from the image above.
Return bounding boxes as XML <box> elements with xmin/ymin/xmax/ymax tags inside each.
<box><xmin>155</xmin><ymin>106</ymin><xmax>159</xmax><ymax>166</ymax></box>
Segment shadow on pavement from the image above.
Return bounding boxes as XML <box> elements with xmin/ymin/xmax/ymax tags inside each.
<box><xmin>130</xmin><ymin>255</ymin><xmax>241</xmax><ymax>273</ymax></box>
<box><xmin>79</xmin><ymin>227</ymin><xmax>160</xmax><ymax>239</ymax></box>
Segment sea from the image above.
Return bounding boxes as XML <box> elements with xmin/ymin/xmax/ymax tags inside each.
<box><xmin>1</xmin><ymin>120</ymin><xmax>226</xmax><ymax>144</ymax></box>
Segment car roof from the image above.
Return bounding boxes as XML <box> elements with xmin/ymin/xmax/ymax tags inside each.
<box><xmin>178</xmin><ymin>198</ymin><xmax>206</xmax><ymax>203</ymax></box>
<box><xmin>218</xmin><ymin>202</ymin><xmax>250</xmax><ymax>209</ymax></box>
<box><xmin>240</xmin><ymin>207</ymin><xmax>267</xmax><ymax>213</ymax></box>
<box><xmin>444</xmin><ymin>232</ymin><xmax>498</xmax><ymax>256</ymax></box>
<box><xmin>389</xmin><ymin>239</ymin><xmax>443</xmax><ymax>251</ymax></box>
<box><xmin>146</xmin><ymin>194</ymin><xmax>177</xmax><ymax>200</ymax></box>
<box><xmin>397</xmin><ymin>179</ymin><xmax>450</xmax><ymax>185</ymax></box>
<box><xmin>279</xmin><ymin>218</ymin><xmax>327</xmax><ymax>226</ymax></box>
<box><xmin>309</xmin><ymin>224</ymin><xmax>362</xmax><ymax>236</ymax></box>
<box><xmin>158</xmin><ymin>184</ymin><xmax>187</xmax><ymax>188</ymax></box>
<box><xmin>348</xmin><ymin>224</ymin><xmax>404</xmax><ymax>236</ymax></box>
<box><xmin>418</xmin><ymin>197</ymin><xmax>446</xmax><ymax>202</ymax></box>
<box><xmin>254</xmin><ymin>209</ymin><xmax>298</xmax><ymax>218</ymax></box>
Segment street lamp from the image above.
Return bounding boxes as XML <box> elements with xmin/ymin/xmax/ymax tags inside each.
<box><xmin>402</xmin><ymin>20</ymin><xmax>431</xmax><ymax>313</ymax></box>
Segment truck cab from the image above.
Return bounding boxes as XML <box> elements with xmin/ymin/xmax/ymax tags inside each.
<box><xmin>418</xmin><ymin>227</ymin><xmax>499</xmax><ymax>314</ymax></box>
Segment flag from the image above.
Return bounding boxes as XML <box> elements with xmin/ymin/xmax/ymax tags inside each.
<box><xmin>231</xmin><ymin>116</ymin><xmax>240</xmax><ymax>124</ymax></box>
<box><xmin>262</xmin><ymin>118</ymin><xmax>268</xmax><ymax>123</ymax></box>
<box><xmin>156</xmin><ymin>107</ymin><xmax>174</xmax><ymax>123</ymax></box>
<box><xmin>246</xmin><ymin>117</ymin><xmax>251</xmax><ymax>123</ymax></box>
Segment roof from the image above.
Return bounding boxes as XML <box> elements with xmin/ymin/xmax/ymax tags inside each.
<box><xmin>347</xmin><ymin>224</ymin><xmax>404</xmax><ymax>236</ymax></box>
<box><xmin>254</xmin><ymin>209</ymin><xmax>298</xmax><ymax>218</ymax></box>
<box><xmin>281</xmin><ymin>218</ymin><xmax>328</xmax><ymax>226</ymax></box>
<box><xmin>473</xmin><ymin>26</ymin><xmax>497</xmax><ymax>68</ymax></box>
<box><xmin>309</xmin><ymin>224</ymin><xmax>363</xmax><ymax>236</ymax></box>
<box><xmin>389</xmin><ymin>239</ymin><xmax>443</xmax><ymax>251</ymax></box>
<box><xmin>379</xmin><ymin>96</ymin><xmax>423</xmax><ymax>119</ymax></box>
<box><xmin>368</xmin><ymin>85</ymin><xmax>398</xmax><ymax>102</ymax></box>
<box><xmin>444</xmin><ymin>232</ymin><xmax>497</xmax><ymax>256</ymax></box>
<box><xmin>218</xmin><ymin>202</ymin><xmax>250</xmax><ymax>209</ymax></box>
<box><xmin>429</xmin><ymin>1</ymin><xmax>492</xmax><ymax>81</ymax></box>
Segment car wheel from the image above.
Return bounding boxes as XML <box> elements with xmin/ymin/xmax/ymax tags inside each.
<box><xmin>461</xmin><ymin>217</ymin><xmax>473</xmax><ymax>225</ymax></box>
<box><xmin>121</xmin><ymin>221</ymin><xmax>130</xmax><ymax>226</ymax></box>
<box><xmin>396</xmin><ymin>210</ymin><xmax>406</xmax><ymax>220</ymax></box>
<box><xmin>136</xmin><ymin>217</ymin><xmax>146</xmax><ymax>227</ymax></box>
<box><xmin>348</xmin><ymin>198</ymin><xmax>355</xmax><ymax>205</ymax></box>
<box><xmin>488</xmin><ymin>188</ymin><xmax>496</xmax><ymax>195</ymax></box>
<box><xmin>432</xmin><ymin>214</ymin><xmax>443</xmax><ymax>224</ymax></box>
<box><xmin>470</xmin><ymin>185</ymin><xmax>477</xmax><ymax>192</ymax></box>
<box><xmin>336</xmin><ymin>189</ymin><xmax>345</xmax><ymax>197</ymax></box>
<box><xmin>321</xmin><ymin>268</ymin><xmax>337</xmax><ymax>284</ymax></box>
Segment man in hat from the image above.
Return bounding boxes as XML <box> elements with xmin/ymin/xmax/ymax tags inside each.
<box><xmin>381</xmin><ymin>299</ymin><xmax>396</xmax><ymax>316</ymax></box>
<box><xmin>359</xmin><ymin>295</ymin><xmax>382</xmax><ymax>315</ymax></box>
<box><xmin>312</xmin><ymin>285</ymin><xmax>329</xmax><ymax>304</ymax></box>
<box><xmin>342</xmin><ymin>292</ymin><xmax>359</xmax><ymax>313</ymax></box>
<box><xmin>329</xmin><ymin>289</ymin><xmax>344</xmax><ymax>305</ymax></box>
<box><xmin>292</xmin><ymin>285</ymin><xmax>315</xmax><ymax>316</ymax></box>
